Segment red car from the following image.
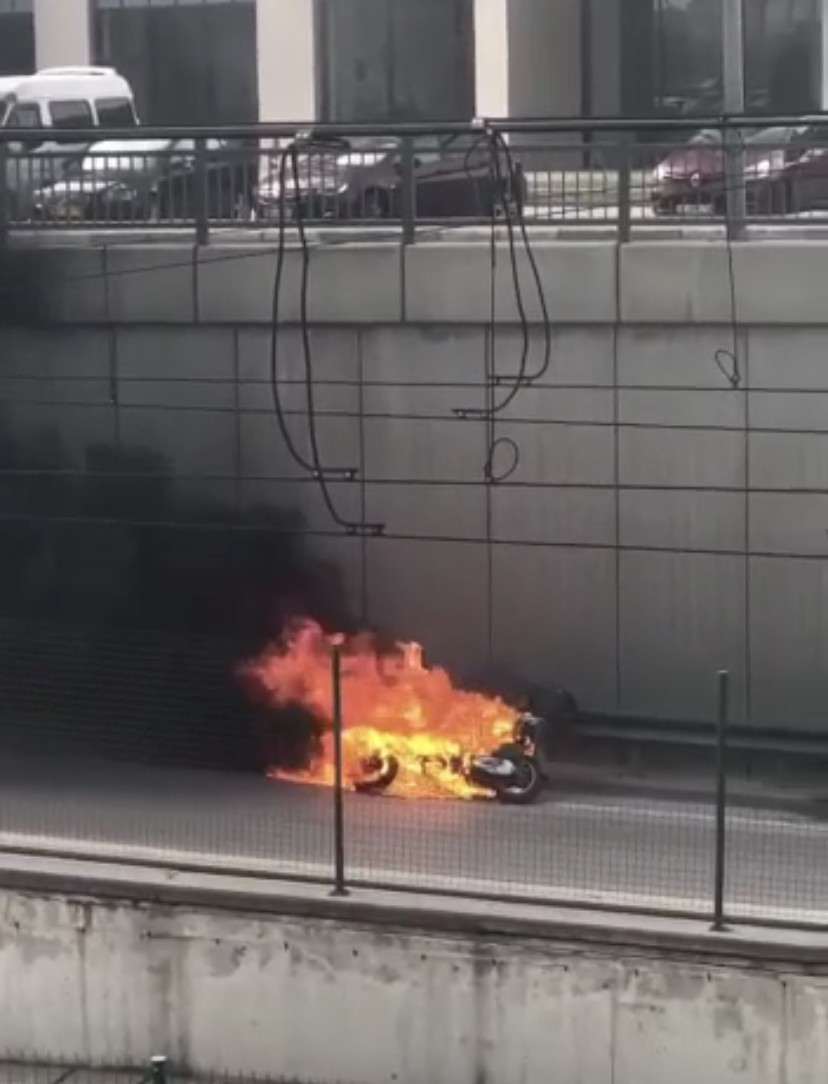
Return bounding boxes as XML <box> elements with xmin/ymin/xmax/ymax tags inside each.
<box><xmin>651</xmin><ymin>125</ymin><xmax>810</xmax><ymax>216</ymax></box>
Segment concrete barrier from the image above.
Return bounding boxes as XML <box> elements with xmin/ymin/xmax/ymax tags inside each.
<box><xmin>0</xmin><ymin>855</ymin><xmax>826</xmax><ymax>1084</ymax></box>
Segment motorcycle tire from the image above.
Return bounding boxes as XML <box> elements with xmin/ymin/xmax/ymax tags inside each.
<box><xmin>495</xmin><ymin>757</ymin><xmax>543</xmax><ymax>805</ymax></box>
<box><xmin>353</xmin><ymin>753</ymin><xmax>400</xmax><ymax>795</ymax></box>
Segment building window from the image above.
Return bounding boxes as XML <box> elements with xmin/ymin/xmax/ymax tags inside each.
<box><xmin>0</xmin><ymin>0</ymin><xmax>35</xmax><ymax>76</ymax></box>
<box><xmin>317</xmin><ymin>0</ymin><xmax>475</xmax><ymax>122</ymax></box>
<box><xmin>639</xmin><ymin>0</ymin><xmax>820</xmax><ymax>118</ymax></box>
<box><xmin>92</xmin><ymin>0</ymin><xmax>258</xmax><ymax>125</ymax></box>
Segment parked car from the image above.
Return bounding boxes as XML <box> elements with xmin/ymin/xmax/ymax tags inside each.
<box><xmin>650</xmin><ymin>125</ymin><xmax>808</xmax><ymax>215</ymax></box>
<box><xmin>31</xmin><ymin>137</ymin><xmax>257</xmax><ymax>223</ymax></box>
<box><xmin>2</xmin><ymin>66</ymin><xmax>138</xmax><ymax>221</ymax></box>
<box><xmin>256</xmin><ymin>133</ymin><xmax>526</xmax><ymax>222</ymax></box>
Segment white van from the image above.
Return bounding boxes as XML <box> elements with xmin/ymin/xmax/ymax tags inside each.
<box><xmin>0</xmin><ymin>67</ymin><xmax>138</xmax><ymax>133</ymax></box>
<box><xmin>1</xmin><ymin>67</ymin><xmax>139</xmax><ymax>219</ymax></box>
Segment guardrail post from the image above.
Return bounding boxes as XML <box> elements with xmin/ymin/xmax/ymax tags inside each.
<box><xmin>150</xmin><ymin>1056</ymin><xmax>168</xmax><ymax>1084</ymax></box>
<box><xmin>0</xmin><ymin>141</ymin><xmax>8</xmax><ymax>246</ymax></box>
<box><xmin>711</xmin><ymin>669</ymin><xmax>730</xmax><ymax>932</ymax></box>
<box><xmin>616</xmin><ymin>134</ymin><xmax>631</xmax><ymax>244</ymax></box>
<box><xmin>194</xmin><ymin>136</ymin><xmax>209</xmax><ymax>246</ymax></box>
<box><xmin>331</xmin><ymin>641</ymin><xmax>349</xmax><ymax>897</ymax></box>
<box><xmin>400</xmin><ymin>136</ymin><xmax>416</xmax><ymax>245</ymax></box>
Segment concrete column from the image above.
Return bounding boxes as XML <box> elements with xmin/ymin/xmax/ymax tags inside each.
<box><xmin>33</xmin><ymin>0</ymin><xmax>91</xmax><ymax>70</ymax></box>
<box><xmin>256</xmin><ymin>0</ymin><xmax>318</xmax><ymax>122</ymax></box>
<box><xmin>474</xmin><ymin>0</ymin><xmax>510</xmax><ymax>116</ymax></box>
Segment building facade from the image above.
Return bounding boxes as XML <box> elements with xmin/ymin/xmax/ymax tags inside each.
<box><xmin>0</xmin><ymin>0</ymin><xmax>826</xmax><ymax>124</ymax></box>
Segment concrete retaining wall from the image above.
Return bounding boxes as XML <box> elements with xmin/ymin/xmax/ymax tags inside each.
<box><xmin>3</xmin><ymin>239</ymin><xmax>828</xmax><ymax>731</ymax></box>
<box><xmin>0</xmin><ymin>872</ymin><xmax>827</xmax><ymax>1084</ymax></box>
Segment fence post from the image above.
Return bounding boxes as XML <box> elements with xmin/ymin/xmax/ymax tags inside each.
<box><xmin>711</xmin><ymin>669</ymin><xmax>730</xmax><ymax>931</ymax></box>
<box><xmin>331</xmin><ymin>641</ymin><xmax>349</xmax><ymax>897</ymax></box>
<box><xmin>150</xmin><ymin>1056</ymin><xmax>168</xmax><ymax>1084</ymax></box>
<box><xmin>400</xmin><ymin>136</ymin><xmax>416</xmax><ymax>246</ymax></box>
<box><xmin>194</xmin><ymin>136</ymin><xmax>209</xmax><ymax>246</ymax></box>
<box><xmin>616</xmin><ymin>133</ymin><xmax>631</xmax><ymax>244</ymax></box>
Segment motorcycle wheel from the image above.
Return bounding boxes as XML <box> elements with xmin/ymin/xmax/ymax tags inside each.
<box><xmin>353</xmin><ymin>753</ymin><xmax>400</xmax><ymax>795</ymax></box>
<box><xmin>496</xmin><ymin>758</ymin><xmax>543</xmax><ymax>805</ymax></box>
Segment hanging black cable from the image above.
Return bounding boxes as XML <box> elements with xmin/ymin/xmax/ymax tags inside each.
<box><xmin>454</xmin><ymin>125</ymin><xmax>553</xmax><ymax>483</ymax></box>
<box><xmin>270</xmin><ymin>139</ymin><xmax>384</xmax><ymax>536</ymax></box>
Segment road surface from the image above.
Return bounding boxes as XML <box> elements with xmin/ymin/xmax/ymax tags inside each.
<box><xmin>0</xmin><ymin>754</ymin><xmax>824</xmax><ymax>924</ymax></box>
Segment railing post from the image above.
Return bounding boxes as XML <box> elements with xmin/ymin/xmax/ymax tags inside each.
<box><xmin>400</xmin><ymin>136</ymin><xmax>416</xmax><ymax>245</ymax></box>
<box><xmin>711</xmin><ymin>669</ymin><xmax>730</xmax><ymax>932</ymax></box>
<box><xmin>0</xmin><ymin>140</ymin><xmax>9</xmax><ymax>246</ymax></box>
<box><xmin>331</xmin><ymin>641</ymin><xmax>349</xmax><ymax>897</ymax></box>
<box><xmin>150</xmin><ymin>1056</ymin><xmax>168</xmax><ymax>1084</ymax></box>
<box><xmin>616</xmin><ymin>133</ymin><xmax>631</xmax><ymax>244</ymax></box>
<box><xmin>194</xmin><ymin>136</ymin><xmax>209</xmax><ymax>246</ymax></box>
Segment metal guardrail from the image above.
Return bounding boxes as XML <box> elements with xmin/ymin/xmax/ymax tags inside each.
<box><xmin>3</xmin><ymin>115</ymin><xmax>828</xmax><ymax>241</ymax></box>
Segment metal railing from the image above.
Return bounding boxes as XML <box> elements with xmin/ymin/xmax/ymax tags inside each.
<box><xmin>3</xmin><ymin>114</ymin><xmax>828</xmax><ymax>242</ymax></box>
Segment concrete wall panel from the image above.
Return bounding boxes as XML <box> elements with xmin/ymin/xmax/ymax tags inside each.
<box><xmin>751</xmin><ymin>391</ymin><xmax>828</xmax><ymax>433</ymax></box>
<box><xmin>363</xmin><ymin>416</ymin><xmax>486</xmax><ymax>483</ymax></box>
<box><xmin>619</xmin><ymin>552</ymin><xmax>747</xmax><ymax>721</ymax></box>
<box><xmin>618</xmin><ymin>326</ymin><xmax>743</xmax><ymax>388</ymax></box>
<box><xmin>492</xmin><ymin>486</ymin><xmax>616</xmax><ymax>546</ymax></box>
<box><xmin>750</xmin><ymin>494</ymin><xmax>828</xmax><ymax>557</ymax></box>
<box><xmin>499</xmin><ymin>422</ymin><xmax>615</xmax><ymax>486</ymax></box>
<box><xmin>360</xmin><ymin>325</ymin><xmax>485</xmax><ymax>385</ymax></box>
<box><xmin>198</xmin><ymin>246</ymin><xmax>402</xmax><ymax>325</ymax></box>
<box><xmin>107</xmin><ymin>248</ymin><xmax>196</xmax><ymax>325</ymax></box>
<box><xmin>493</xmin><ymin>544</ymin><xmax>617</xmax><ymax>710</ymax></box>
<box><xmin>749</xmin><ymin>327</ymin><xmax>828</xmax><ymax>389</ymax></box>
<box><xmin>493</xmin><ymin>326</ymin><xmax>616</xmax><ymax>385</ymax></box>
<box><xmin>750</xmin><ymin>432</ymin><xmax>828</xmax><ymax>490</ymax></box>
<box><xmin>619</xmin><ymin>428</ymin><xmax>745</xmax><ymax>489</ymax></box>
<box><xmin>749</xmin><ymin>557</ymin><xmax>828</xmax><ymax>729</ymax></box>
<box><xmin>614</xmin><ymin>963</ymin><xmax>783</xmax><ymax>1084</ymax></box>
<box><xmin>241</xmin><ymin>412</ymin><xmax>361</xmax><ymax>483</ymax></box>
<box><xmin>365</xmin><ymin>538</ymin><xmax>488</xmax><ymax>675</ymax></box>
<box><xmin>619</xmin><ymin>389</ymin><xmax>744</xmax><ymax>430</ymax></box>
<box><xmin>620</xmin><ymin>491</ymin><xmax>745</xmax><ymax>554</ymax></box>
<box><xmin>365</xmin><ymin>483</ymin><xmax>486</xmax><ymax>541</ymax></box>
<box><xmin>404</xmin><ymin>242</ymin><xmax>617</xmax><ymax>325</ymax></box>
<box><xmin>3</xmin><ymin>883</ymin><xmax>827</xmax><ymax>1084</ymax></box>
<box><xmin>238</xmin><ymin>327</ymin><xmax>360</xmax><ymax>385</ymax></box>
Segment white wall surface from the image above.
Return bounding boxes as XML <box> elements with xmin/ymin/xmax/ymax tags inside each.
<box><xmin>33</xmin><ymin>0</ymin><xmax>90</xmax><ymax>70</ymax></box>
<box><xmin>256</xmin><ymin>0</ymin><xmax>317</xmax><ymax>121</ymax></box>
<box><xmin>0</xmin><ymin>885</ymin><xmax>825</xmax><ymax>1084</ymax></box>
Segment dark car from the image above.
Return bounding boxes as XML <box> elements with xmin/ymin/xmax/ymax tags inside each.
<box><xmin>32</xmin><ymin>137</ymin><xmax>256</xmax><ymax>224</ymax></box>
<box><xmin>753</xmin><ymin>122</ymin><xmax>828</xmax><ymax>214</ymax></box>
<box><xmin>650</xmin><ymin>125</ymin><xmax>807</xmax><ymax>215</ymax></box>
<box><xmin>256</xmin><ymin>134</ymin><xmax>526</xmax><ymax>222</ymax></box>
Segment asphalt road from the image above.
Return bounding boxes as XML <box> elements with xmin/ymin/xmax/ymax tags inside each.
<box><xmin>0</xmin><ymin>754</ymin><xmax>824</xmax><ymax>924</ymax></box>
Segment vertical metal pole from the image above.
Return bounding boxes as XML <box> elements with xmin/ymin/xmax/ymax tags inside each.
<box><xmin>0</xmin><ymin>141</ymin><xmax>8</xmax><ymax>246</ymax></box>
<box><xmin>150</xmin><ymin>1056</ymin><xmax>168</xmax><ymax>1084</ymax></box>
<box><xmin>711</xmin><ymin>669</ymin><xmax>730</xmax><ymax>932</ymax></box>
<box><xmin>822</xmin><ymin>0</ymin><xmax>828</xmax><ymax>110</ymax></box>
<box><xmin>616</xmin><ymin>134</ymin><xmax>631</xmax><ymax>244</ymax></box>
<box><xmin>722</xmin><ymin>0</ymin><xmax>746</xmax><ymax>238</ymax></box>
<box><xmin>194</xmin><ymin>136</ymin><xmax>209</xmax><ymax>246</ymax></box>
<box><xmin>580</xmin><ymin>0</ymin><xmax>594</xmax><ymax>169</ymax></box>
<box><xmin>400</xmin><ymin>136</ymin><xmax>416</xmax><ymax>246</ymax></box>
<box><xmin>331</xmin><ymin>642</ymin><xmax>348</xmax><ymax>897</ymax></box>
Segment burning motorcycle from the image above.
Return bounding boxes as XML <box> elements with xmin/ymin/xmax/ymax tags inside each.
<box><xmin>354</xmin><ymin>712</ymin><xmax>547</xmax><ymax>804</ymax></box>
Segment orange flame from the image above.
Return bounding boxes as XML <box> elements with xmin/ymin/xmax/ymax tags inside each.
<box><xmin>240</xmin><ymin>619</ymin><xmax>519</xmax><ymax>799</ymax></box>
